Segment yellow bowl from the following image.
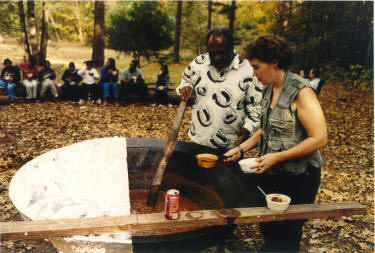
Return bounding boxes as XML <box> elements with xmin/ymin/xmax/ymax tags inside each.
<box><xmin>196</xmin><ymin>153</ymin><xmax>219</xmax><ymax>168</ymax></box>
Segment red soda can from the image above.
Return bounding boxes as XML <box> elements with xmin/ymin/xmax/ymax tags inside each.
<box><xmin>165</xmin><ymin>189</ymin><xmax>180</xmax><ymax>220</ymax></box>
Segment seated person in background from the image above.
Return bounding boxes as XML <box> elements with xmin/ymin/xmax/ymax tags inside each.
<box><xmin>61</xmin><ymin>62</ymin><xmax>82</xmax><ymax>102</ymax></box>
<box><xmin>18</xmin><ymin>55</ymin><xmax>39</xmax><ymax>102</ymax></box>
<box><xmin>152</xmin><ymin>62</ymin><xmax>171</xmax><ymax>107</ymax></box>
<box><xmin>38</xmin><ymin>60</ymin><xmax>58</xmax><ymax>100</ymax></box>
<box><xmin>77</xmin><ymin>60</ymin><xmax>100</xmax><ymax>105</ymax></box>
<box><xmin>308</xmin><ymin>68</ymin><xmax>321</xmax><ymax>91</ymax></box>
<box><xmin>120</xmin><ymin>60</ymin><xmax>149</xmax><ymax>105</ymax></box>
<box><xmin>101</xmin><ymin>58</ymin><xmax>119</xmax><ymax>105</ymax></box>
<box><xmin>299</xmin><ymin>69</ymin><xmax>309</xmax><ymax>81</ymax></box>
<box><xmin>0</xmin><ymin>58</ymin><xmax>21</xmax><ymax>102</ymax></box>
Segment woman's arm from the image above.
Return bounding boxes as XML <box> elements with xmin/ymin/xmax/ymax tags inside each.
<box><xmin>254</xmin><ymin>87</ymin><xmax>328</xmax><ymax>174</ymax></box>
<box><xmin>223</xmin><ymin>129</ymin><xmax>263</xmax><ymax>162</ymax></box>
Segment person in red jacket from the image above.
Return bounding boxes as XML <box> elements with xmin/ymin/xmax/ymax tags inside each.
<box><xmin>18</xmin><ymin>55</ymin><xmax>39</xmax><ymax>102</ymax></box>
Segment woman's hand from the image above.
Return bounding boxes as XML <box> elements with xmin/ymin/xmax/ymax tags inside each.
<box><xmin>253</xmin><ymin>152</ymin><xmax>282</xmax><ymax>174</ymax></box>
<box><xmin>223</xmin><ymin>147</ymin><xmax>241</xmax><ymax>162</ymax></box>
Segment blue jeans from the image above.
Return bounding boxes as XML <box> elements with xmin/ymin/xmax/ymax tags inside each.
<box><xmin>0</xmin><ymin>80</ymin><xmax>16</xmax><ymax>101</ymax></box>
<box><xmin>102</xmin><ymin>82</ymin><xmax>118</xmax><ymax>99</ymax></box>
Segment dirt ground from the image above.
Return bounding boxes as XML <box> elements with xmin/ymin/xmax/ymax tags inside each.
<box><xmin>0</xmin><ymin>40</ymin><xmax>373</xmax><ymax>252</ymax></box>
<box><xmin>0</xmin><ymin>80</ymin><xmax>373</xmax><ymax>252</ymax></box>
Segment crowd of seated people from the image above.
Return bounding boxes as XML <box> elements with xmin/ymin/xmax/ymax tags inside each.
<box><xmin>0</xmin><ymin>56</ymin><xmax>176</xmax><ymax>106</ymax></box>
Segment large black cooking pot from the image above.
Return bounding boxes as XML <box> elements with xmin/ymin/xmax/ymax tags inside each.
<box><xmin>126</xmin><ymin>138</ymin><xmax>257</xmax><ymax>252</ymax></box>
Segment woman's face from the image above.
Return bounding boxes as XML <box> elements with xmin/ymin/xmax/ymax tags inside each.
<box><xmin>249</xmin><ymin>58</ymin><xmax>276</xmax><ymax>85</ymax></box>
<box><xmin>299</xmin><ymin>70</ymin><xmax>305</xmax><ymax>78</ymax></box>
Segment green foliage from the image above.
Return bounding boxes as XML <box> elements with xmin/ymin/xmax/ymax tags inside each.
<box><xmin>107</xmin><ymin>2</ymin><xmax>173</xmax><ymax>64</ymax></box>
<box><xmin>343</xmin><ymin>65</ymin><xmax>373</xmax><ymax>91</ymax></box>
<box><xmin>48</xmin><ymin>1</ymin><xmax>94</xmax><ymax>43</ymax></box>
<box><xmin>0</xmin><ymin>2</ymin><xmax>20</xmax><ymax>37</ymax></box>
<box><xmin>180</xmin><ymin>2</ymin><xmax>207</xmax><ymax>55</ymax></box>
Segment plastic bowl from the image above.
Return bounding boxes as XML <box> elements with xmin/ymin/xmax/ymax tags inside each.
<box><xmin>266</xmin><ymin>193</ymin><xmax>291</xmax><ymax>212</ymax></box>
<box><xmin>238</xmin><ymin>158</ymin><xmax>260</xmax><ymax>173</ymax></box>
<box><xmin>196</xmin><ymin>153</ymin><xmax>219</xmax><ymax>168</ymax></box>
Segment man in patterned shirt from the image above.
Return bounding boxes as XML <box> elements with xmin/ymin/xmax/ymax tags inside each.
<box><xmin>176</xmin><ymin>26</ymin><xmax>263</xmax><ymax>207</ymax></box>
<box><xmin>177</xmin><ymin>27</ymin><xmax>262</xmax><ymax>151</ymax></box>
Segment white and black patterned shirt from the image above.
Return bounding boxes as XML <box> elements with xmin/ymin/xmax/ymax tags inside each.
<box><xmin>176</xmin><ymin>52</ymin><xmax>263</xmax><ymax>149</ymax></box>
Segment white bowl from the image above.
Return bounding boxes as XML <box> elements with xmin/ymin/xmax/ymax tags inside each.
<box><xmin>238</xmin><ymin>158</ymin><xmax>260</xmax><ymax>173</ymax></box>
<box><xmin>266</xmin><ymin>193</ymin><xmax>291</xmax><ymax>212</ymax></box>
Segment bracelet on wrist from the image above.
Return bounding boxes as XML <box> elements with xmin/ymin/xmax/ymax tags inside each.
<box><xmin>237</xmin><ymin>145</ymin><xmax>244</xmax><ymax>156</ymax></box>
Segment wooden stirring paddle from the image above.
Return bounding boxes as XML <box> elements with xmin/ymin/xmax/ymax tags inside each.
<box><xmin>146</xmin><ymin>100</ymin><xmax>187</xmax><ymax>207</ymax></box>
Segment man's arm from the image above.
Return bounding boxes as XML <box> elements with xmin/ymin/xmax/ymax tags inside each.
<box><xmin>176</xmin><ymin>64</ymin><xmax>195</xmax><ymax>101</ymax></box>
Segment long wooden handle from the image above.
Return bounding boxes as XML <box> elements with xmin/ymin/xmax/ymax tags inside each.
<box><xmin>151</xmin><ymin>100</ymin><xmax>187</xmax><ymax>186</ymax></box>
<box><xmin>147</xmin><ymin>100</ymin><xmax>187</xmax><ymax>206</ymax></box>
<box><xmin>0</xmin><ymin>202</ymin><xmax>366</xmax><ymax>241</ymax></box>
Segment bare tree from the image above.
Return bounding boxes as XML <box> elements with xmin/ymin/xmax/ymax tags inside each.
<box><xmin>39</xmin><ymin>0</ymin><xmax>49</xmax><ymax>66</ymax></box>
<box><xmin>74</xmin><ymin>0</ymin><xmax>84</xmax><ymax>43</ymax></box>
<box><xmin>27</xmin><ymin>0</ymin><xmax>39</xmax><ymax>59</ymax></box>
<box><xmin>174</xmin><ymin>1</ymin><xmax>182</xmax><ymax>63</ymax></box>
<box><xmin>17</xmin><ymin>0</ymin><xmax>31</xmax><ymax>59</ymax></box>
<box><xmin>92</xmin><ymin>0</ymin><xmax>105</xmax><ymax>67</ymax></box>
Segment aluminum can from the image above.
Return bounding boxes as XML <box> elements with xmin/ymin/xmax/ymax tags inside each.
<box><xmin>165</xmin><ymin>189</ymin><xmax>180</xmax><ymax>220</ymax></box>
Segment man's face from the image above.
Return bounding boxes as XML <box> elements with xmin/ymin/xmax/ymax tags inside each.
<box><xmin>129</xmin><ymin>62</ymin><xmax>136</xmax><ymax>71</ymax></box>
<box><xmin>207</xmin><ymin>35</ymin><xmax>231</xmax><ymax>70</ymax></box>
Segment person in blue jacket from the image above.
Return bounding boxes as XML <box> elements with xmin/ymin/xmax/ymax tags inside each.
<box><xmin>152</xmin><ymin>62</ymin><xmax>171</xmax><ymax>107</ymax></box>
<box><xmin>101</xmin><ymin>58</ymin><xmax>119</xmax><ymax>105</ymax></box>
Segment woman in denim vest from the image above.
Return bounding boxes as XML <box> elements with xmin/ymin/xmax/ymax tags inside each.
<box><xmin>224</xmin><ymin>35</ymin><xmax>327</xmax><ymax>252</ymax></box>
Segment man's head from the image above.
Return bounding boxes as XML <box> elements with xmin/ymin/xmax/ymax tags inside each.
<box><xmin>206</xmin><ymin>26</ymin><xmax>235</xmax><ymax>70</ymax></box>
<box><xmin>309</xmin><ymin>68</ymin><xmax>320</xmax><ymax>80</ymax></box>
<box><xmin>84</xmin><ymin>60</ymin><xmax>93</xmax><ymax>69</ymax></box>
<box><xmin>29</xmin><ymin>55</ymin><xmax>37</xmax><ymax>66</ymax></box>
<box><xmin>44</xmin><ymin>60</ymin><xmax>51</xmax><ymax>68</ymax></box>
<box><xmin>69</xmin><ymin>62</ymin><xmax>75</xmax><ymax>71</ymax></box>
<box><xmin>130</xmin><ymin>60</ymin><xmax>138</xmax><ymax>72</ymax></box>
<box><xmin>3</xmin><ymin>58</ymin><xmax>12</xmax><ymax>67</ymax></box>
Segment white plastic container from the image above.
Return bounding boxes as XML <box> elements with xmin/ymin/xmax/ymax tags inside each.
<box><xmin>238</xmin><ymin>158</ymin><xmax>260</xmax><ymax>173</ymax></box>
<box><xmin>266</xmin><ymin>193</ymin><xmax>291</xmax><ymax>212</ymax></box>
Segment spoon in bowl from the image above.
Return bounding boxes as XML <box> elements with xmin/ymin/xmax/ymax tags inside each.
<box><xmin>257</xmin><ymin>186</ymin><xmax>267</xmax><ymax>198</ymax></box>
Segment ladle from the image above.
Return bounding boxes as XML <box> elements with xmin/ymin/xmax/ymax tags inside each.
<box><xmin>257</xmin><ymin>186</ymin><xmax>267</xmax><ymax>198</ymax></box>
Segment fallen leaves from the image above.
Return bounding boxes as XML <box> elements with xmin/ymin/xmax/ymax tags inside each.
<box><xmin>0</xmin><ymin>82</ymin><xmax>373</xmax><ymax>252</ymax></box>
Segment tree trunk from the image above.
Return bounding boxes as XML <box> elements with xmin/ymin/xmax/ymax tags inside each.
<box><xmin>92</xmin><ymin>0</ymin><xmax>105</xmax><ymax>67</ymax></box>
<box><xmin>74</xmin><ymin>0</ymin><xmax>84</xmax><ymax>43</ymax></box>
<box><xmin>39</xmin><ymin>0</ymin><xmax>48</xmax><ymax>66</ymax></box>
<box><xmin>27</xmin><ymin>0</ymin><xmax>39</xmax><ymax>59</ymax></box>
<box><xmin>207</xmin><ymin>0</ymin><xmax>212</xmax><ymax>31</ymax></box>
<box><xmin>229</xmin><ymin>0</ymin><xmax>236</xmax><ymax>32</ymax></box>
<box><xmin>17</xmin><ymin>0</ymin><xmax>31</xmax><ymax>59</ymax></box>
<box><xmin>49</xmin><ymin>14</ymin><xmax>61</xmax><ymax>42</ymax></box>
<box><xmin>174</xmin><ymin>1</ymin><xmax>182</xmax><ymax>63</ymax></box>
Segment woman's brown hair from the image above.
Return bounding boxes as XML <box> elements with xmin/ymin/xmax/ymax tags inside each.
<box><xmin>243</xmin><ymin>34</ymin><xmax>295</xmax><ymax>70</ymax></box>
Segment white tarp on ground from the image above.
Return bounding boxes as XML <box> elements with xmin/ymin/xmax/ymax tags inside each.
<box><xmin>9</xmin><ymin>137</ymin><xmax>132</xmax><ymax>251</ymax></box>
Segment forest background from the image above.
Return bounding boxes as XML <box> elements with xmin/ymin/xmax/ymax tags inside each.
<box><xmin>0</xmin><ymin>0</ymin><xmax>373</xmax><ymax>90</ymax></box>
<box><xmin>0</xmin><ymin>1</ymin><xmax>374</xmax><ymax>252</ymax></box>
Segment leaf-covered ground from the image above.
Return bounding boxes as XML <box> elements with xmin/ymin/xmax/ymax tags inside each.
<box><xmin>0</xmin><ymin>82</ymin><xmax>373</xmax><ymax>253</ymax></box>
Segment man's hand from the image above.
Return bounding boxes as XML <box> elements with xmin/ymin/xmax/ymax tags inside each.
<box><xmin>235</xmin><ymin>128</ymin><xmax>250</xmax><ymax>146</ymax></box>
<box><xmin>180</xmin><ymin>86</ymin><xmax>193</xmax><ymax>101</ymax></box>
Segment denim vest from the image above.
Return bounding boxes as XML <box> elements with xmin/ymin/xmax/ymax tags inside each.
<box><xmin>259</xmin><ymin>71</ymin><xmax>322</xmax><ymax>175</ymax></box>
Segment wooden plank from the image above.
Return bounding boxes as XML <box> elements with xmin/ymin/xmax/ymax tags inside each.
<box><xmin>0</xmin><ymin>202</ymin><xmax>365</xmax><ymax>241</ymax></box>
